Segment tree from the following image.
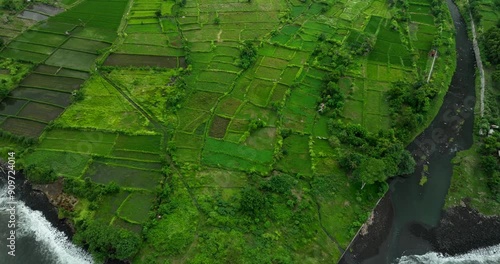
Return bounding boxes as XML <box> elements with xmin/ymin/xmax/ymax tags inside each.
<box><xmin>0</xmin><ymin>82</ymin><xmax>9</xmax><ymax>100</ymax></box>
<box><xmin>397</xmin><ymin>150</ymin><xmax>416</xmax><ymax>175</ymax></box>
<box><xmin>26</xmin><ymin>164</ymin><xmax>57</xmax><ymax>184</ymax></box>
<box><xmin>355</xmin><ymin>158</ymin><xmax>388</xmax><ymax>186</ymax></box>
<box><xmin>238</xmin><ymin>41</ymin><xmax>257</xmax><ymax>69</ymax></box>
<box><xmin>481</xmin><ymin>155</ymin><xmax>499</xmax><ymax>175</ymax></box>
<box><xmin>483</xmin><ymin>26</ymin><xmax>500</xmax><ymax>65</ymax></box>
<box><xmin>248</xmin><ymin>118</ymin><xmax>265</xmax><ymax>132</ymax></box>
<box><xmin>2</xmin><ymin>0</ymin><xmax>16</xmax><ymax>10</ymax></box>
<box><xmin>240</xmin><ymin>187</ymin><xmax>266</xmax><ymax>216</ymax></box>
<box><xmin>263</xmin><ymin>174</ymin><xmax>295</xmax><ymax>195</ymax></box>
<box><xmin>339</xmin><ymin>152</ymin><xmax>365</xmax><ymax>172</ymax></box>
<box><xmin>350</xmin><ymin>32</ymin><xmax>376</xmax><ymax>56</ymax></box>
<box><xmin>71</xmin><ymin>89</ymin><xmax>85</xmax><ymax>102</ymax></box>
<box><xmin>74</xmin><ymin>220</ymin><xmax>141</xmax><ymax>261</ymax></box>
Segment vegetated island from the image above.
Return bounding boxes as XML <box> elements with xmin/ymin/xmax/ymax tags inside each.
<box><xmin>0</xmin><ymin>0</ymin><xmax>469</xmax><ymax>263</ymax></box>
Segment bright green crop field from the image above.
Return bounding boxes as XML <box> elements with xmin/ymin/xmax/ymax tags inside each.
<box><xmin>0</xmin><ymin>0</ymin><xmax>458</xmax><ymax>263</ymax></box>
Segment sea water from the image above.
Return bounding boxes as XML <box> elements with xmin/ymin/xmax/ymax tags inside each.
<box><xmin>397</xmin><ymin>243</ymin><xmax>500</xmax><ymax>264</ymax></box>
<box><xmin>0</xmin><ymin>185</ymin><xmax>93</xmax><ymax>264</ymax></box>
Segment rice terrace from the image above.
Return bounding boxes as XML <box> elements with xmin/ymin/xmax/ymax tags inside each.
<box><xmin>0</xmin><ymin>0</ymin><xmax>488</xmax><ymax>263</ymax></box>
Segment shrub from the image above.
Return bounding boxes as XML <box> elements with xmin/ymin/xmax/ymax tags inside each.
<box><xmin>240</xmin><ymin>187</ymin><xmax>267</xmax><ymax>216</ymax></box>
<box><xmin>239</xmin><ymin>41</ymin><xmax>257</xmax><ymax>69</ymax></box>
<box><xmin>25</xmin><ymin>164</ymin><xmax>57</xmax><ymax>184</ymax></box>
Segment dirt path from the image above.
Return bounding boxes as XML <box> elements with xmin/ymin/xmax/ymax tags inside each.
<box><xmin>100</xmin><ymin>71</ymin><xmax>204</xmax><ymax>214</ymax></box>
<box><xmin>217</xmin><ymin>29</ymin><xmax>222</xmax><ymax>42</ymax></box>
<box><xmin>469</xmin><ymin>12</ymin><xmax>485</xmax><ymax>117</ymax></box>
<box><xmin>427</xmin><ymin>51</ymin><xmax>438</xmax><ymax>83</ymax></box>
<box><xmin>98</xmin><ymin>71</ymin><xmax>164</xmax><ymax>131</ymax></box>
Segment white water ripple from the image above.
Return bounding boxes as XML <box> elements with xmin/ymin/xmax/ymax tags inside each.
<box><xmin>397</xmin><ymin>243</ymin><xmax>500</xmax><ymax>264</ymax></box>
<box><xmin>0</xmin><ymin>186</ymin><xmax>94</xmax><ymax>264</ymax></box>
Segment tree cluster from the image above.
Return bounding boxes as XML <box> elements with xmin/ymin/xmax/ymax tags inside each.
<box><xmin>74</xmin><ymin>220</ymin><xmax>141</xmax><ymax>261</ymax></box>
<box><xmin>312</xmin><ymin>40</ymin><xmax>352</xmax><ymax>72</ymax></box>
<box><xmin>430</xmin><ymin>0</ymin><xmax>447</xmax><ymax>23</ymax></box>
<box><xmin>25</xmin><ymin>164</ymin><xmax>57</xmax><ymax>184</ymax></box>
<box><xmin>390</xmin><ymin>0</ymin><xmax>410</xmax><ymax>23</ymax></box>
<box><xmin>329</xmin><ymin>120</ymin><xmax>416</xmax><ymax>186</ymax></box>
<box><xmin>238</xmin><ymin>41</ymin><xmax>257</xmax><ymax>69</ymax></box>
<box><xmin>176</xmin><ymin>0</ymin><xmax>187</xmax><ymax>7</ymax></box>
<box><xmin>64</xmin><ymin>177</ymin><xmax>119</xmax><ymax>204</ymax></box>
<box><xmin>468</xmin><ymin>0</ymin><xmax>482</xmax><ymax>24</ymax></box>
<box><xmin>387</xmin><ymin>81</ymin><xmax>438</xmax><ymax>140</ymax></box>
<box><xmin>479</xmin><ymin>21</ymin><xmax>500</xmax><ymax>202</ymax></box>
<box><xmin>349</xmin><ymin>32</ymin><xmax>376</xmax><ymax>56</ymax></box>
<box><xmin>0</xmin><ymin>129</ymin><xmax>35</xmax><ymax>147</ymax></box>
<box><xmin>0</xmin><ymin>60</ymin><xmax>30</xmax><ymax>101</ymax></box>
<box><xmin>313</xmin><ymin>39</ymin><xmax>353</xmax><ymax>116</ymax></box>
<box><xmin>1</xmin><ymin>0</ymin><xmax>24</xmax><ymax>11</ymax></box>
<box><xmin>478</xmin><ymin>133</ymin><xmax>500</xmax><ymax>201</ymax></box>
<box><xmin>483</xmin><ymin>24</ymin><xmax>500</xmax><ymax>66</ymax></box>
<box><xmin>319</xmin><ymin>73</ymin><xmax>344</xmax><ymax>116</ymax></box>
<box><xmin>165</xmin><ymin>75</ymin><xmax>187</xmax><ymax>108</ymax></box>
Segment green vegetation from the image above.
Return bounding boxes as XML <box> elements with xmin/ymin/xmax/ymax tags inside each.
<box><xmin>0</xmin><ymin>59</ymin><xmax>32</xmax><ymax>100</ymax></box>
<box><xmin>103</xmin><ymin>67</ymin><xmax>187</xmax><ymax>125</ymax></box>
<box><xmin>54</xmin><ymin>75</ymin><xmax>155</xmax><ymax>134</ymax></box>
<box><xmin>238</xmin><ymin>41</ymin><xmax>258</xmax><ymax>69</ymax></box>
<box><xmin>0</xmin><ymin>0</ymin><xmax>460</xmax><ymax>262</ymax></box>
<box><xmin>74</xmin><ymin>220</ymin><xmax>141</xmax><ymax>261</ymax></box>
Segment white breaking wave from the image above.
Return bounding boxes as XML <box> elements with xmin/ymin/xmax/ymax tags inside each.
<box><xmin>397</xmin><ymin>243</ymin><xmax>500</xmax><ymax>264</ymax></box>
<box><xmin>0</xmin><ymin>186</ymin><xmax>94</xmax><ymax>264</ymax></box>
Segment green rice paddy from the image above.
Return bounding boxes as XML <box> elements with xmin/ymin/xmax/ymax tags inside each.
<box><xmin>0</xmin><ymin>0</ymin><xmax>457</xmax><ymax>263</ymax></box>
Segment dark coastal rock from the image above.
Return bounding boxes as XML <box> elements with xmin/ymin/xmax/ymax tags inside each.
<box><xmin>432</xmin><ymin>206</ymin><xmax>500</xmax><ymax>255</ymax></box>
<box><xmin>339</xmin><ymin>194</ymin><xmax>393</xmax><ymax>264</ymax></box>
<box><xmin>33</xmin><ymin>178</ymin><xmax>79</xmax><ymax>213</ymax></box>
<box><xmin>0</xmin><ymin>165</ymin><xmax>74</xmax><ymax>239</ymax></box>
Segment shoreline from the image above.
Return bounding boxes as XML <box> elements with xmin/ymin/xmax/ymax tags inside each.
<box><xmin>339</xmin><ymin>192</ymin><xmax>500</xmax><ymax>264</ymax></box>
<box><xmin>1</xmin><ymin>164</ymin><xmax>131</xmax><ymax>264</ymax></box>
<box><xmin>0</xmin><ymin>164</ymin><xmax>75</xmax><ymax>239</ymax></box>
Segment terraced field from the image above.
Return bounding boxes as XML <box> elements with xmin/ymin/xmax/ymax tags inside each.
<box><xmin>0</xmin><ymin>0</ymin><xmax>456</xmax><ymax>263</ymax></box>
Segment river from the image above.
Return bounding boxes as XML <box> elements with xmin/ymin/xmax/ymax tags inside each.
<box><xmin>340</xmin><ymin>0</ymin><xmax>500</xmax><ymax>263</ymax></box>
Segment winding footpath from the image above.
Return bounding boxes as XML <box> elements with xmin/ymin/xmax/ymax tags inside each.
<box><xmin>469</xmin><ymin>12</ymin><xmax>485</xmax><ymax>117</ymax></box>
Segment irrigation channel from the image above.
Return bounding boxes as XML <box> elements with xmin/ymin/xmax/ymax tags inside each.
<box><xmin>340</xmin><ymin>0</ymin><xmax>500</xmax><ymax>263</ymax></box>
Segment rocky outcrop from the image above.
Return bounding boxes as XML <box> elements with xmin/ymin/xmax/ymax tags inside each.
<box><xmin>32</xmin><ymin>178</ymin><xmax>79</xmax><ymax>212</ymax></box>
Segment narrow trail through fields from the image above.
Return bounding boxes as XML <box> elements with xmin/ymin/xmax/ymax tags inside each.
<box><xmin>313</xmin><ymin>197</ymin><xmax>345</xmax><ymax>253</ymax></box>
<box><xmin>99</xmin><ymin>71</ymin><xmax>204</xmax><ymax>213</ymax></box>
<box><xmin>426</xmin><ymin>51</ymin><xmax>438</xmax><ymax>83</ymax></box>
<box><xmin>98</xmin><ymin>71</ymin><xmax>163</xmax><ymax>131</ymax></box>
<box><xmin>469</xmin><ymin>12</ymin><xmax>485</xmax><ymax>117</ymax></box>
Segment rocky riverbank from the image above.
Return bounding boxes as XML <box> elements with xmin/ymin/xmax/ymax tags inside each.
<box><xmin>339</xmin><ymin>194</ymin><xmax>500</xmax><ymax>264</ymax></box>
<box><xmin>339</xmin><ymin>194</ymin><xmax>393</xmax><ymax>263</ymax></box>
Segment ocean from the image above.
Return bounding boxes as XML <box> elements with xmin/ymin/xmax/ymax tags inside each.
<box><xmin>397</xmin><ymin>244</ymin><xmax>500</xmax><ymax>264</ymax></box>
<box><xmin>0</xmin><ymin>185</ymin><xmax>93</xmax><ymax>264</ymax></box>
